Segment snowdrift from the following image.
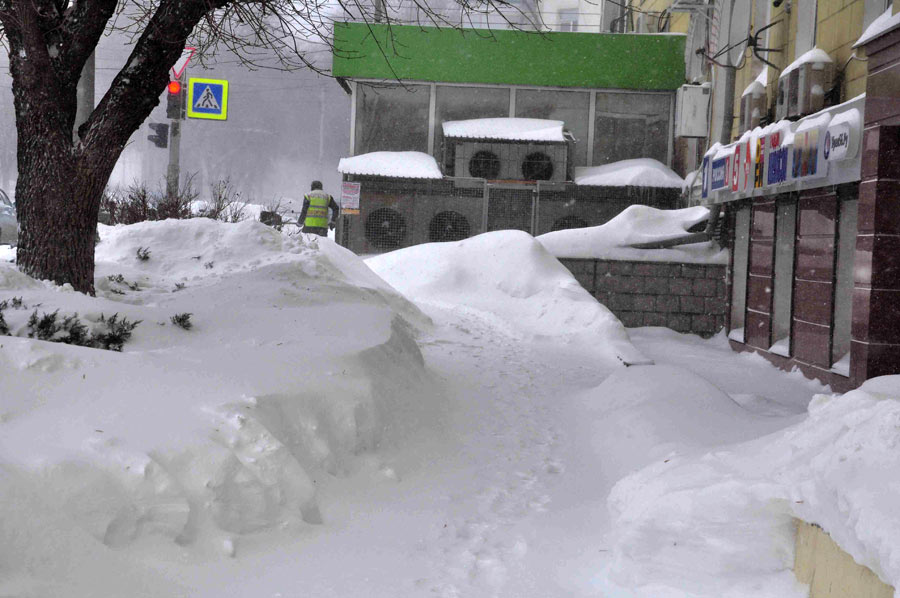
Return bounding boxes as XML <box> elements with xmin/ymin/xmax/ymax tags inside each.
<box><xmin>537</xmin><ymin>205</ymin><xmax>728</xmax><ymax>264</ymax></box>
<box><xmin>366</xmin><ymin>229</ymin><xmax>648</xmax><ymax>367</ymax></box>
<box><xmin>573</xmin><ymin>158</ymin><xmax>684</xmax><ymax>188</ymax></box>
<box><xmin>600</xmin><ymin>375</ymin><xmax>900</xmax><ymax>598</ymax></box>
<box><xmin>0</xmin><ymin>219</ymin><xmax>436</xmax><ymax>594</ymax></box>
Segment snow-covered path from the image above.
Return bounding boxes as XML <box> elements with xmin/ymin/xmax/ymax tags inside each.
<box><xmin>168</xmin><ymin>300</ymin><xmax>823</xmax><ymax>598</ymax></box>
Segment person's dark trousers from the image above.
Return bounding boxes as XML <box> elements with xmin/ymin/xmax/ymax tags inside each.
<box><xmin>302</xmin><ymin>226</ymin><xmax>328</xmax><ymax>237</ymax></box>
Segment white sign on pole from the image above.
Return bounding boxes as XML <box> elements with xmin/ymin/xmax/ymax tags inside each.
<box><xmin>341</xmin><ymin>182</ymin><xmax>361</xmax><ymax>211</ymax></box>
<box><xmin>172</xmin><ymin>47</ymin><xmax>196</xmax><ymax>80</ymax></box>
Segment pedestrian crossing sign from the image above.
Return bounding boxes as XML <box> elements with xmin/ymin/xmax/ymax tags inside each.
<box><xmin>187</xmin><ymin>78</ymin><xmax>229</xmax><ymax>120</ymax></box>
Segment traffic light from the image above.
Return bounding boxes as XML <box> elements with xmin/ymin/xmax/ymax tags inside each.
<box><xmin>148</xmin><ymin>122</ymin><xmax>169</xmax><ymax>148</ymax></box>
<box><xmin>166</xmin><ymin>80</ymin><xmax>185</xmax><ymax>120</ymax></box>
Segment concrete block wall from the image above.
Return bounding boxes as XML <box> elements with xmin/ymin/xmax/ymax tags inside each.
<box><xmin>560</xmin><ymin>258</ymin><xmax>727</xmax><ymax>337</ymax></box>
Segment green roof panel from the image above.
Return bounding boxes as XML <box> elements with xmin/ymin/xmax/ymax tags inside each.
<box><xmin>333</xmin><ymin>23</ymin><xmax>686</xmax><ymax>91</ymax></box>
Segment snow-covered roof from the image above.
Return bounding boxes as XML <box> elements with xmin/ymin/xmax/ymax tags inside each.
<box><xmin>741</xmin><ymin>68</ymin><xmax>767</xmax><ymax>97</ymax></box>
<box><xmin>780</xmin><ymin>47</ymin><xmax>833</xmax><ymax>77</ymax></box>
<box><xmin>337</xmin><ymin>151</ymin><xmax>443</xmax><ymax>179</ymax></box>
<box><xmin>855</xmin><ymin>6</ymin><xmax>900</xmax><ymax>47</ymax></box>
<box><xmin>442</xmin><ymin>118</ymin><xmax>566</xmax><ymax>142</ymax></box>
<box><xmin>574</xmin><ymin>159</ymin><xmax>684</xmax><ymax>189</ymax></box>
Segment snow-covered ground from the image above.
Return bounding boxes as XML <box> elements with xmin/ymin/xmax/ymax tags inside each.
<box><xmin>2</xmin><ymin>220</ymin><xmax>898</xmax><ymax>597</ymax></box>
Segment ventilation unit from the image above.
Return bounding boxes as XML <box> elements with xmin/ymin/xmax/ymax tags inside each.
<box><xmin>365</xmin><ymin>208</ymin><xmax>407</xmax><ymax>250</ymax></box>
<box><xmin>740</xmin><ymin>79</ymin><xmax>767</xmax><ymax>132</ymax></box>
<box><xmin>675</xmin><ymin>83</ymin><xmax>711</xmax><ymax>138</ymax></box>
<box><xmin>428</xmin><ymin>211</ymin><xmax>471</xmax><ymax>242</ymax></box>
<box><xmin>776</xmin><ymin>52</ymin><xmax>834</xmax><ymax>120</ymax></box>
<box><xmin>450</xmin><ymin>140</ymin><xmax>567</xmax><ymax>182</ymax></box>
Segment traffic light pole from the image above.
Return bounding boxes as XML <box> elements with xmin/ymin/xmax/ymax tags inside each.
<box><xmin>166</xmin><ymin>119</ymin><xmax>181</xmax><ymax>197</ymax></box>
<box><xmin>166</xmin><ymin>72</ymin><xmax>185</xmax><ymax>198</ymax></box>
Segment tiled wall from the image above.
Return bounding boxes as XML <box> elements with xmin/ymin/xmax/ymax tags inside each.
<box><xmin>560</xmin><ymin>258</ymin><xmax>727</xmax><ymax>337</ymax></box>
<box><xmin>746</xmin><ymin>199</ymin><xmax>776</xmax><ymax>350</ymax></box>
<box><xmin>793</xmin><ymin>189</ymin><xmax>839</xmax><ymax>370</ymax></box>
<box><xmin>725</xmin><ymin>189</ymin><xmax>859</xmax><ymax>391</ymax></box>
<box><xmin>853</xmin><ymin>27</ymin><xmax>900</xmax><ymax>383</ymax></box>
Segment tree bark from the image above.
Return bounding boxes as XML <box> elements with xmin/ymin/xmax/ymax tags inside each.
<box><xmin>0</xmin><ymin>0</ymin><xmax>229</xmax><ymax>294</ymax></box>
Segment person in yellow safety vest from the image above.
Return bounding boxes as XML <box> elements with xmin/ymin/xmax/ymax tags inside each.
<box><xmin>298</xmin><ymin>180</ymin><xmax>341</xmax><ymax>237</ymax></box>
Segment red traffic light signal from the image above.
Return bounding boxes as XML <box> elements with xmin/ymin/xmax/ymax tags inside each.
<box><xmin>167</xmin><ymin>80</ymin><xmax>182</xmax><ymax>94</ymax></box>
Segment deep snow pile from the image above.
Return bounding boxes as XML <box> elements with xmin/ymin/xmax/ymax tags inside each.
<box><xmin>537</xmin><ymin>205</ymin><xmax>728</xmax><ymax>264</ymax></box>
<box><xmin>366</xmin><ymin>229</ymin><xmax>649</xmax><ymax>367</ymax></box>
<box><xmin>598</xmin><ymin>373</ymin><xmax>900</xmax><ymax>598</ymax></box>
<box><xmin>573</xmin><ymin>159</ymin><xmax>684</xmax><ymax>189</ymax></box>
<box><xmin>0</xmin><ymin>219</ymin><xmax>435</xmax><ymax>595</ymax></box>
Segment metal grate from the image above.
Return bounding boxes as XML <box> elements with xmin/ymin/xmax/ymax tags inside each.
<box><xmin>429</xmin><ymin>210</ymin><xmax>471</xmax><ymax>242</ymax></box>
<box><xmin>365</xmin><ymin>208</ymin><xmax>407</xmax><ymax>250</ymax></box>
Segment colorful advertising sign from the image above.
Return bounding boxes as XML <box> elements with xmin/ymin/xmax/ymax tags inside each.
<box><xmin>824</xmin><ymin>122</ymin><xmax>852</xmax><ymax>161</ymax></box>
<box><xmin>765</xmin><ymin>130</ymin><xmax>790</xmax><ymax>187</ymax></box>
<box><xmin>792</xmin><ymin>126</ymin><xmax>828</xmax><ymax>181</ymax></box>
<box><xmin>754</xmin><ymin>137</ymin><xmax>765</xmax><ymax>189</ymax></box>
<box><xmin>701</xmin><ymin>156</ymin><xmax>710</xmax><ymax>199</ymax></box>
<box><xmin>710</xmin><ymin>155</ymin><xmax>730</xmax><ymax>191</ymax></box>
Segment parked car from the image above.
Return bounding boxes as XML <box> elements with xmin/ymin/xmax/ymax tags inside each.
<box><xmin>0</xmin><ymin>189</ymin><xmax>16</xmax><ymax>246</ymax></box>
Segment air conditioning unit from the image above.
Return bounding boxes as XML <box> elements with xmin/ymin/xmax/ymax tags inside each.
<box><xmin>776</xmin><ymin>52</ymin><xmax>834</xmax><ymax>120</ymax></box>
<box><xmin>675</xmin><ymin>83</ymin><xmax>711</xmax><ymax>138</ymax></box>
<box><xmin>450</xmin><ymin>140</ymin><xmax>567</xmax><ymax>183</ymax></box>
<box><xmin>740</xmin><ymin>80</ymin><xmax>767</xmax><ymax>132</ymax></box>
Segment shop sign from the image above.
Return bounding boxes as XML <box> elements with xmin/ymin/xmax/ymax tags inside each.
<box><xmin>824</xmin><ymin>122</ymin><xmax>852</xmax><ymax>161</ymax></box>
<box><xmin>731</xmin><ymin>144</ymin><xmax>742</xmax><ymax>192</ymax></box>
<box><xmin>765</xmin><ymin>130</ymin><xmax>790</xmax><ymax>186</ymax></box>
<box><xmin>701</xmin><ymin>156</ymin><xmax>710</xmax><ymax>199</ymax></box>
<box><xmin>753</xmin><ymin>137</ymin><xmax>765</xmax><ymax>188</ymax></box>
<box><xmin>710</xmin><ymin>155</ymin><xmax>730</xmax><ymax>191</ymax></box>
<box><xmin>792</xmin><ymin>126</ymin><xmax>828</xmax><ymax>180</ymax></box>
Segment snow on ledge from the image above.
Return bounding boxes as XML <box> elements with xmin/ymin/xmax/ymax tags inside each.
<box><xmin>537</xmin><ymin>205</ymin><xmax>728</xmax><ymax>264</ymax></box>
<box><xmin>574</xmin><ymin>159</ymin><xmax>684</xmax><ymax>189</ymax></box>
<box><xmin>338</xmin><ymin>151</ymin><xmax>443</xmax><ymax>179</ymax></box>
<box><xmin>780</xmin><ymin>47</ymin><xmax>833</xmax><ymax>77</ymax></box>
<box><xmin>855</xmin><ymin>6</ymin><xmax>900</xmax><ymax>48</ymax></box>
<box><xmin>442</xmin><ymin>118</ymin><xmax>566</xmax><ymax>142</ymax></box>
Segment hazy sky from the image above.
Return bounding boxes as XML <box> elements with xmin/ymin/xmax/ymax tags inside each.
<box><xmin>0</xmin><ymin>25</ymin><xmax>352</xmax><ymax>206</ymax></box>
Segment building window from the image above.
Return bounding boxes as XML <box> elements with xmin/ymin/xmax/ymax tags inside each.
<box><xmin>355</xmin><ymin>84</ymin><xmax>430</xmax><ymax>155</ymax></box>
<box><xmin>770</xmin><ymin>195</ymin><xmax>797</xmax><ymax>356</ymax></box>
<box><xmin>795</xmin><ymin>0</ymin><xmax>817</xmax><ymax>58</ymax></box>
<box><xmin>515</xmin><ymin>89</ymin><xmax>591</xmax><ymax>167</ymax></box>
<box><xmin>831</xmin><ymin>190</ymin><xmax>858</xmax><ymax>376</ymax></box>
<box><xmin>593</xmin><ymin>92</ymin><xmax>671</xmax><ymax>166</ymax></box>
<box><xmin>863</xmin><ymin>0</ymin><xmax>892</xmax><ymax>30</ymax></box>
<box><xmin>435</xmin><ymin>85</ymin><xmax>510</xmax><ymax>159</ymax></box>
<box><xmin>730</xmin><ymin>203</ymin><xmax>752</xmax><ymax>342</ymax></box>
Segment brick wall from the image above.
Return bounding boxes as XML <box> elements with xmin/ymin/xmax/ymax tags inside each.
<box><xmin>560</xmin><ymin>258</ymin><xmax>727</xmax><ymax>337</ymax></box>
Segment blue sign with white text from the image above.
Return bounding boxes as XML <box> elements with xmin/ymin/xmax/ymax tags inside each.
<box><xmin>711</xmin><ymin>156</ymin><xmax>729</xmax><ymax>191</ymax></box>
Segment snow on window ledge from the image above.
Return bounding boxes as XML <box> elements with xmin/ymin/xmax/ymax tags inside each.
<box><xmin>769</xmin><ymin>337</ymin><xmax>790</xmax><ymax>357</ymax></box>
<box><xmin>830</xmin><ymin>352</ymin><xmax>851</xmax><ymax>377</ymax></box>
<box><xmin>728</xmin><ymin>327</ymin><xmax>745</xmax><ymax>343</ymax></box>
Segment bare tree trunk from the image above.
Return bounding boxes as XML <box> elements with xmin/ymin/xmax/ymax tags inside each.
<box><xmin>1</xmin><ymin>0</ymin><xmax>227</xmax><ymax>294</ymax></box>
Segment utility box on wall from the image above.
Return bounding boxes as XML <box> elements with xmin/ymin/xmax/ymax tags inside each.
<box><xmin>675</xmin><ymin>83</ymin><xmax>710</xmax><ymax>138</ymax></box>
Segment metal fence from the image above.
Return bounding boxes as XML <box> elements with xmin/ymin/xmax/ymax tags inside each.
<box><xmin>339</xmin><ymin>176</ymin><xmax>680</xmax><ymax>254</ymax></box>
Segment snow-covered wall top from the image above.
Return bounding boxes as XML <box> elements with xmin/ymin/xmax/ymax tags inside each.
<box><xmin>537</xmin><ymin>205</ymin><xmax>728</xmax><ymax>264</ymax></box>
<box><xmin>442</xmin><ymin>118</ymin><xmax>566</xmax><ymax>142</ymax></box>
<box><xmin>781</xmin><ymin>47</ymin><xmax>833</xmax><ymax>77</ymax></box>
<box><xmin>338</xmin><ymin>151</ymin><xmax>443</xmax><ymax>179</ymax></box>
<box><xmin>855</xmin><ymin>6</ymin><xmax>900</xmax><ymax>47</ymax></box>
<box><xmin>573</xmin><ymin>159</ymin><xmax>684</xmax><ymax>188</ymax></box>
